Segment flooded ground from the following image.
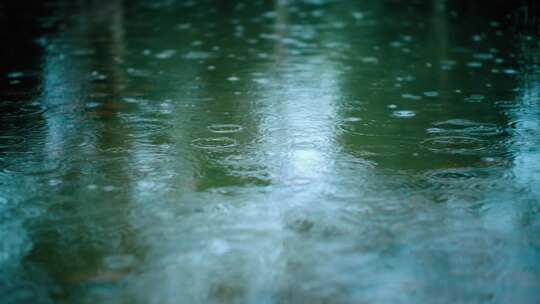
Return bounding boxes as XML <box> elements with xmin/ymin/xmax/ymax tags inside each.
<box><xmin>1</xmin><ymin>0</ymin><xmax>539</xmax><ymax>303</ymax></box>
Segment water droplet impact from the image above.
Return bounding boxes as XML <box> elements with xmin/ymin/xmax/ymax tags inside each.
<box><xmin>421</xmin><ymin>136</ymin><xmax>488</xmax><ymax>155</ymax></box>
<box><xmin>466</xmin><ymin>62</ymin><xmax>483</xmax><ymax>68</ymax></box>
<box><xmin>184</xmin><ymin>51</ymin><xmax>211</xmax><ymax>60</ymax></box>
<box><xmin>430</xmin><ymin>119</ymin><xmax>503</xmax><ymax>136</ymax></box>
<box><xmin>7</xmin><ymin>72</ymin><xmax>24</xmax><ymax>78</ymax></box>
<box><xmin>208</xmin><ymin>124</ymin><xmax>243</xmax><ymax>134</ymax></box>
<box><xmin>155</xmin><ymin>50</ymin><xmax>177</xmax><ymax>59</ymax></box>
<box><xmin>423</xmin><ymin>91</ymin><xmax>439</xmax><ymax>97</ymax></box>
<box><xmin>392</xmin><ymin>110</ymin><xmax>416</xmax><ymax>118</ymax></box>
<box><xmin>103</xmin><ymin>186</ymin><xmax>116</xmax><ymax>192</ymax></box>
<box><xmin>401</xmin><ymin>94</ymin><xmax>422</xmax><ymax>100</ymax></box>
<box><xmin>464</xmin><ymin>95</ymin><xmax>485</xmax><ymax>103</ymax></box>
<box><xmin>191</xmin><ymin>137</ymin><xmax>238</xmax><ymax>150</ymax></box>
<box><xmin>361</xmin><ymin>57</ymin><xmax>379</xmax><ymax>64</ymax></box>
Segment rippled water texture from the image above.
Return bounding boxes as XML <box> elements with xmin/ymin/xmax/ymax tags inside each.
<box><xmin>1</xmin><ymin>1</ymin><xmax>540</xmax><ymax>303</ymax></box>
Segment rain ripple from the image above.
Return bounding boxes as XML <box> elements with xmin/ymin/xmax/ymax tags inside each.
<box><xmin>191</xmin><ymin>137</ymin><xmax>238</xmax><ymax>150</ymax></box>
<box><xmin>423</xmin><ymin>119</ymin><xmax>504</xmax><ymax>155</ymax></box>
<box><xmin>208</xmin><ymin>124</ymin><xmax>243</xmax><ymax>134</ymax></box>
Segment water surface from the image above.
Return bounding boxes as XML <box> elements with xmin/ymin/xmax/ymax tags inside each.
<box><xmin>1</xmin><ymin>1</ymin><xmax>540</xmax><ymax>303</ymax></box>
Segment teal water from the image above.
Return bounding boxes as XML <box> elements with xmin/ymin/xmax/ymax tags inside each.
<box><xmin>1</xmin><ymin>1</ymin><xmax>539</xmax><ymax>303</ymax></box>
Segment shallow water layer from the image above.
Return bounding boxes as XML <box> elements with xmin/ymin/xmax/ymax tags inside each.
<box><xmin>1</xmin><ymin>1</ymin><xmax>540</xmax><ymax>303</ymax></box>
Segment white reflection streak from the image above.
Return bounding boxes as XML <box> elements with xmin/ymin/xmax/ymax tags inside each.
<box><xmin>244</xmin><ymin>0</ymin><xmax>341</xmax><ymax>299</ymax></box>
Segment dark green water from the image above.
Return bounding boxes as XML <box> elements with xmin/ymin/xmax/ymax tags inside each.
<box><xmin>1</xmin><ymin>1</ymin><xmax>540</xmax><ymax>303</ymax></box>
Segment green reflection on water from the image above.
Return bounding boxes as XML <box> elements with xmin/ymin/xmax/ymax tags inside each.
<box><xmin>1</xmin><ymin>0</ymin><xmax>539</xmax><ymax>303</ymax></box>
